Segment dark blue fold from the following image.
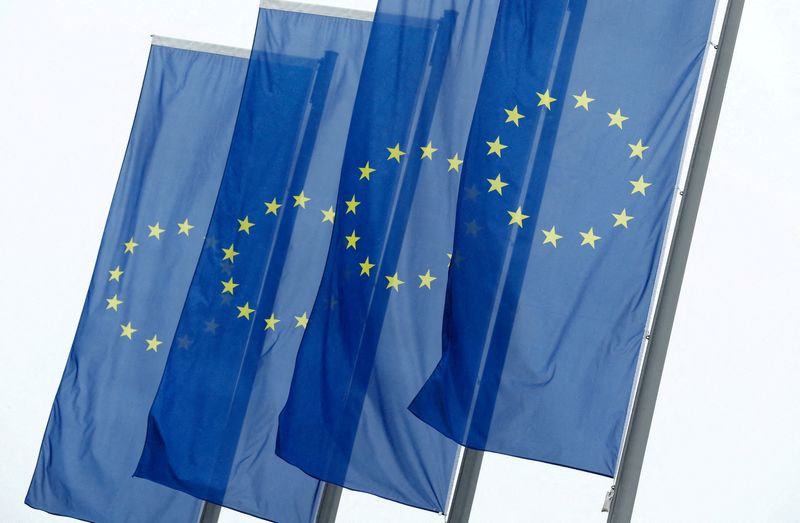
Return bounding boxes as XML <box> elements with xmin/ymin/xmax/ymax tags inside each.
<box><xmin>136</xmin><ymin>6</ymin><xmax>371</xmax><ymax>522</ymax></box>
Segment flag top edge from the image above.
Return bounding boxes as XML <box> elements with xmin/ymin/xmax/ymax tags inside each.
<box><xmin>260</xmin><ymin>0</ymin><xmax>375</xmax><ymax>22</ymax></box>
<box><xmin>150</xmin><ymin>35</ymin><xmax>251</xmax><ymax>59</ymax></box>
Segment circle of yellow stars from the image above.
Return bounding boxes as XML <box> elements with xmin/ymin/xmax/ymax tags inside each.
<box><xmin>184</xmin><ymin>183</ymin><xmax>354</xmax><ymax>337</ymax></box>
<box><xmin>476</xmin><ymin>86</ymin><xmax>653</xmax><ymax>250</ymax></box>
<box><xmin>201</xmin><ymin>156</ymin><xmax>454</xmax><ymax>337</ymax></box>
<box><xmin>336</xmin><ymin>134</ymin><xmax>474</xmax><ymax>301</ymax></box>
<box><xmin>329</xmin><ymin>85</ymin><xmax>653</xmax><ymax>303</ymax></box>
<box><xmin>111</xmin><ymin>217</ymin><xmax>201</xmax><ymax>353</ymax></box>
<box><xmin>226</xmin><ymin>187</ymin><xmax>334</xmax><ymax>333</ymax></box>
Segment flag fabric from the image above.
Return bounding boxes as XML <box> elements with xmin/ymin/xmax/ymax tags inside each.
<box><xmin>25</xmin><ymin>38</ymin><xmax>247</xmax><ymax>522</ymax></box>
<box><xmin>276</xmin><ymin>0</ymin><xmax>503</xmax><ymax>512</ymax></box>
<box><xmin>409</xmin><ymin>0</ymin><xmax>717</xmax><ymax>477</ymax></box>
<box><xmin>135</xmin><ymin>3</ymin><xmax>371</xmax><ymax>521</ymax></box>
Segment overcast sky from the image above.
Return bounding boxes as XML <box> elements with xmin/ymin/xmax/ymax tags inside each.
<box><xmin>1</xmin><ymin>0</ymin><xmax>798</xmax><ymax>521</ymax></box>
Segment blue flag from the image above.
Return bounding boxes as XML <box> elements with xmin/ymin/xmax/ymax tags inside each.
<box><xmin>276</xmin><ymin>0</ymin><xmax>502</xmax><ymax>512</ymax></box>
<box><xmin>25</xmin><ymin>38</ymin><xmax>247</xmax><ymax>522</ymax></box>
<box><xmin>410</xmin><ymin>0</ymin><xmax>716</xmax><ymax>476</ymax></box>
<box><xmin>135</xmin><ymin>4</ymin><xmax>370</xmax><ymax>521</ymax></box>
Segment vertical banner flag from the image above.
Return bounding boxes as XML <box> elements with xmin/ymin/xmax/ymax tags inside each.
<box><xmin>135</xmin><ymin>3</ymin><xmax>370</xmax><ymax>521</ymax></box>
<box><xmin>410</xmin><ymin>0</ymin><xmax>717</xmax><ymax>476</ymax></box>
<box><xmin>277</xmin><ymin>0</ymin><xmax>500</xmax><ymax>512</ymax></box>
<box><xmin>26</xmin><ymin>39</ymin><xmax>247</xmax><ymax>522</ymax></box>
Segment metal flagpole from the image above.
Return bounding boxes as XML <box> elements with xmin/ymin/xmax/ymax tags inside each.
<box><xmin>197</xmin><ymin>485</ymin><xmax>344</xmax><ymax>522</ymax></box>
<box><xmin>198</xmin><ymin>502</ymin><xmax>221</xmax><ymax>523</ymax></box>
<box><xmin>446</xmin><ymin>448</ymin><xmax>484</xmax><ymax>522</ymax></box>
<box><xmin>606</xmin><ymin>1</ymin><xmax>745</xmax><ymax>521</ymax></box>
<box><xmin>315</xmin><ymin>483</ymin><xmax>344</xmax><ymax>523</ymax></box>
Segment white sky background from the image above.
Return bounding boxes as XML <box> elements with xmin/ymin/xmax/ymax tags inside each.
<box><xmin>1</xmin><ymin>0</ymin><xmax>798</xmax><ymax>521</ymax></box>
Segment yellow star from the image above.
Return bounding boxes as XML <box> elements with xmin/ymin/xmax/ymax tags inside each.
<box><xmin>264</xmin><ymin>198</ymin><xmax>282</xmax><ymax>215</ymax></box>
<box><xmin>294</xmin><ymin>312</ymin><xmax>309</xmax><ymax>329</ymax></box>
<box><xmin>237</xmin><ymin>302</ymin><xmax>255</xmax><ymax>320</ymax></box>
<box><xmin>420</xmin><ymin>142</ymin><xmax>438</xmax><ymax>160</ymax></box>
<box><xmin>612</xmin><ymin>209</ymin><xmax>635</xmax><ymax>228</ymax></box>
<box><xmin>580</xmin><ymin>228</ymin><xmax>602</xmax><ymax>249</ymax></box>
<box><xmin>293</xmin><ymin>191</ymin><xmax>311</xmax><ymax>208</ymax></box>
<box><xmin>628</xmin><ymin>139</ymin><xmax>649</xmax><ymax>159</ymax></box>
<box><xmin>536</xmin><ymin>89</ymin><xmax>556</xmax><ymax>110</ymax></box>
<box><xmin>504</xmin><ymin>105</ymin><xmax>525</xmax><ymax>126</ymax></box>
<box><xmin>345</xmin><ymin>230</ymin><xmax>360</xmax><ymax>250</ymax></box>
<box><xmin>345</xmin><ymin>195</ymin><xmax>361</xmax><ymax>215</ymax></box>
<box><xmin>148</xmin><ymin>223</ymin><xmax>165</xmax><ymax>239</ymax></box>
<box><xmin>263</xmin><ymin>313</ymin><xmax>280</xmax><ymax>331</ymax></box>
<box><xmin>124</xmin><ymin>238</ymin><xmax>138</xmax><ymax>254</ymax></box>
<box><xmin>418</xmin><ymin>270</ymin><xmax>436</xmax><ymax>289</ymax></box>
<box><xmin>542</xmin><ymin>226</ymin><xmax>562</xmax><ymax>247</ymax></box>
<box><xmin>630</xmin><ymin>175</ymin><xmax>652</xmax><ymax>196</ymax></box>
<box><xmin>487</xmin><ymin>174</ymin><xmax>509</xmax><ymax>195</ymax></box>
<box><xmin>385</xmin><ymin>272</ymin><xmax>404</xmax><ymax>292</ymax></box>
<box><xmin>486</xmin><ymin>136</ymin><xmax>508</xmax><ymax>157</ymax></box>
<box><xmin>120</xmin><ymin>322</ymin><xmax>137</xmax><ymax>340</ymax></box>
<box><xmin>221</xmin><ymin>277</ymin><xmax>239</xmax><ymax>295</ymax></box>
<box><xmin>447</xmin><ymin>153</ymin><xmax>464</xmax><ymax>172</ymax></box>
<box><xmin>507</xmin><ymin>207</ymin><xmax>529</xmax><ymax>228</ymax></box>
<box><xmin>572</xmin><ymin>90</ymin><xmax>594</xmax><ymax>110</ymax></box>
<box><xmin>358</xmin><ymin>160</ymin><xmax>377</xmax><ymax>180</ymax></box>
<box><xmin>108</xmin><ymin>265</ymin><xmax>124</xmax><ymax>282</ymax></box>
<box><xmin>359</xmin><ymin>256</ymin><xmax>375</xmax><ymax>276</ymax></box>
<box><xmin>222</xmin><ymin>244</ymin><xmax>239</xmax><ymax>263</ymax></box>
<box><xmin>387</xmin><ymin>143</ymin><xmax>406</xmax><ymax>163</ymax></box>
<box><xmin>321</xmin><ymin>206</ymin><xmax>336</xmax><ymax>224</ymax></box>
<box><xmin>237</xmin><ymin>216</ymin><xmax>255</xmax><ymax>234</ymax></box>
<box><xmin>106</xmin><ymin>294</ymin><xmax>123</xmax><ymax>311</ymax></box>
<box><xmin>145</xmin><ymin>334</ymin><xmax>163</xmax><ymax>352</ymax></box>
<box><xmin>177</xmin><ymin>219</ymin><xmax>194</xmax><ymax>236</ymax></box>
<box><xmin>607</xmin><ymin>108</ymin><xmax>628</xmax><ymax>129</ymax></box>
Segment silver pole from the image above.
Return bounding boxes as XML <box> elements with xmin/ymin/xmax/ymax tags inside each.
<box><xmin>198</xmin><ymin>502</ymin><xmax>221</xmax><ymax>523</ymax></box>
<box><xmin>196</xmin><ymin>482</ymin><xmax>342</xmax><ymax>522</ymax></box>
<box><xmin>315</xmin><ymin>483</ymin><xmax>343</xmax><ymax>523</ymax></box>
<box><xmin>446</xmin><ymin>448</ymin><xmax>483</xmax><ymax>523</ymax></box>
<box><xmin>606</xmin><ymin>1</ymin><xmax>745</xmax><ymax>521</ymax></box>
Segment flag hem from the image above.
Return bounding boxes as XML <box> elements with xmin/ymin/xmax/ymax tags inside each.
<box><xmin>260</xmin><ymin>0</ymin><xmax>374</xmax><ymax>21</ymax></box>
<box><xmin>408</xmin><ymin>403</ymin><xmax>617</xmax><ymax>479</ymax></box>
<box><xmin>150</xmin><ymin>35</ymin><xmax>251</xmax><ymax>59</ymax></box>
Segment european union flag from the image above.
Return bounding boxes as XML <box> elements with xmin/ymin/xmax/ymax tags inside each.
<box><xmin>25</xmin><ymin>38</ymin><xmax>247</xmax><ymax>521</ymax></box>
<box><xmin>410</xmin><ymin>0</ymin><xmax>717</xmax><ymax>476</ymax></box>
<box><xmin>135</xmin><ymin>3</ymin><xmax>370</xmax><ymax>521</ymax></box>
<box><xmin>276</xmin><ymin>0</ymin><xmax>501</xmax><ymax>512</ymax></box>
